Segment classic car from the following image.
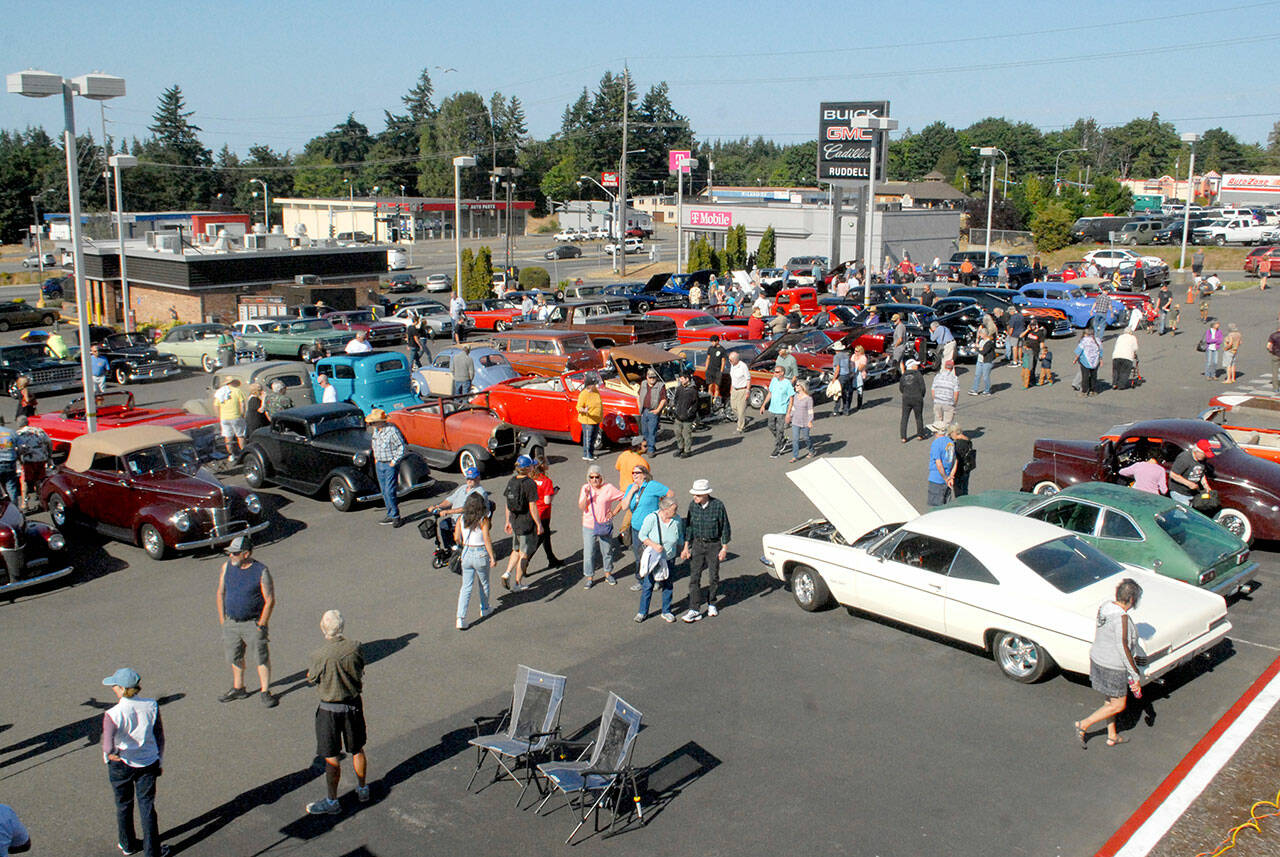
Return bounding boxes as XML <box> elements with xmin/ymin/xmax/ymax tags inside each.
<box><xmin>233</xmin><ymin>316</ymin><xmax>356</xmax><ymax>361</ymax></box>
<box><xmin>762</xmin><ymin>328</ymin><xmax>893</xmax><ymax>387</ymax></box>
<box><xmin>1200</xmin><ymin>394</ymin><xmax>1280</xmax><ymax>464</ymax></box>
<box><xmin>411</xmin><ymin>345</ymin><xmax>519</xmax><ymax>397</ymax></box>
<box><xmin>770</xmin><ymin>287</ymin><xmax>821</xmax><ymax>321</ymax></box>
<box><xmin>760</xmin><ymin>456</ymin><xmax>1232</xmax><ymax>684</ymax></box>
<box><xmin>954</xmin><ymin>483</ymin><xmax>1255</xmax><ymax>596</ymax></box>
<box><xmin>1075</xmin><ymin>283</ymin><xmax>1157</xmax><ymax>327</ymax></box>
<box><xmin>660</xmin><ymin>270</ymin><xmax>716</xmax><ymax>298</ymax></box>
<box><xmin>29</xmin><ymin>391</ymin><xmax>223</xmax><ymax>461</ymax></box>
<box><xmin>602</xmin><ymin>277</ymin><xmax>687</xmax><ymax>313</ymax></box>
<box><xmin>477</xmin><ymin>372</ymin><xmax>640</xmax><ymax>452</ymax></box>
<box><xmin>240</xmin><ymin>403</ymin><xmax>434</xmax><ymax>511</ymax></box>
<box><xmin>312</xmin><ymin>352</ymin><xmax>419</xmax><ymax>415</ymax></box>
<box><xmin>979</xmin><ymin>254</ymin><xmax>1035</xmax><ymax>286</ymax></box>
<box><xmin>40</xmin><ymin>425</ymin><xmax>268</xmax><ymax>559</ymax></box>
<box><xmin>643</xmin><ymin>309</ymin><xmax>752</xmax><ymax>343</ymax></box>
<box><xmin>381</xmin><ymin>301</ymin><xmax>454</xmax><ymax>339</ymax></box>
<box><xmin>487</xmin><ymin>329</ymin><xmax>602</xmax><ymax>376</ymax></box>
<box><xmin>0</xmin><ymin>489</ymin><xmax>72</xmax><ymax>596</ymax></box>
<box><xmin>464</xmin><ymin>298</ymin><xmax>527</xmax><ymax>332</ymax></box>
<box><xmin>323</xmin><ymin>310</ymin><xmax>407</xmax><ymax>347</ymax></box>
<box><xmin>1014</xmin><ymin>284</ymin><xmax>1118</xmax><ymax>328</ymax></box>
<box><xmin>671</xmin><ymin>341</ymin><xmax>777</xmax><ymax>409</ymax></box>
<box><xmin>181</xmin><ymin>360</ymin><xmax>317</xmax><ymax>419</ymax></box>
<box><xmin>1081</xmin><ymin>249</ymin><xmax>1170</xmax><ymax>287</ymax></box>
<box><xmin>0</xmin><ymin>300</ymin><xmax>57</xmax><ymax>332</ymax></box>
<box><xmin>929</xmin><ymin>294</ymin><xmax>1073</xmax><ymax>338</ymax></box>
<box><xmin>1243</xmin><ymin>246</ymin><xmax>1280</xmax><ymax>277</ymax></box>
<box><xmin>154</xmin><ymin>323</ymin><xmax>265</xmax><ymax>373</ymax></box>
<box><xmin>23</xmin><ymin>325</ymin><xmax>182</xmax><ymax>385</ymax></box>
<box><xmin>388</xmin><ymin>394</ymin><xmax>543</xmax><ymax>474</ymax></box>
<box><xmin>0</xmin><ymin>343</ymin><xmax>82</xmax><ymax>398</ymax></box>
<box><xmin>1020</xmin><ymin>418</ymin><xmax>1280</xmax><ymax>543</ymax></box>
<box><xmin>516</xmin><ymin>299</ymin><xmax>679</xmax><ymax>349</ymax></box>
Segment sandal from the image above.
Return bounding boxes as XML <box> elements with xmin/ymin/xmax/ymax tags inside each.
<box><xmin>1106</xmin><ymin>736</ymin><xmax>1128</xmax><ymax>747</ymax></box>
<box><xmin>1073</xmin><ymin>721</ymin><xmax>1087</xmax><ymax>749</ymax></box>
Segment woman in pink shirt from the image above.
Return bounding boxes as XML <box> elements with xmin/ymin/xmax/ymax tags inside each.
<box><xmin>1118</xmin><ymin>449</ymin><xmax>1168</xmax><ymax>495</ymax></box>
<box><xmin>578</xmin><ymin>464</ymin><xmax>625</xmax><ymax>588</ymax></box>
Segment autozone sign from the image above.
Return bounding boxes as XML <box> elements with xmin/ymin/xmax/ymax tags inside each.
<box><xmin>601</xmin><ymin>171</ymin><xmax>619</xmax><ymax>187</ymax></box>
<box><xmin>689</xmin><ymin>210</ymin><xmax>732</xmax><ymax>228</ymax></box>
<box><xmin>817</xmin><ymin>100</ymin><xmax>890</xmax><ymax>181</ymax></box>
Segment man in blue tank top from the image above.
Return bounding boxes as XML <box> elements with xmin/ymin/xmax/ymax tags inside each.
<box><xmin>215</xmin><ymin>536</ymin><xmax>277</xmax><ymax>708</ymax></box>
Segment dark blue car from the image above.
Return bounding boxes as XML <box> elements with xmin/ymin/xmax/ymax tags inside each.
<box><xmin>602</xmin><ymin>275</ymin><xmax>687</xmax><ymax>313</ymax></box>
<box><xmin>41</xmin><ymin>277</ymin><xmax>68</xmax><ymax>299</ymax></box>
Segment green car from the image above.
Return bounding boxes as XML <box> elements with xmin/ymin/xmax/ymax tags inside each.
<box><xmin>154</xmin><ymin>323</ymin><xmax>265</xmax><ymax>373</ymax></box>
<box><xmin>232</xmin><ymin>316</ymin><xmax>354</xmax><ymax>361</ymax></box>
<box><xmin>953</xmin><ymin>482</ymin><xmax>1254</xmax><ymax>595</ymax></box>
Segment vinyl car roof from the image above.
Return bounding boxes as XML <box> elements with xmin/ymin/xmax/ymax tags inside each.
<box><xmin>65</xmin><ymin>425</ymin><xmax>191</xmax><ymax>472</ymax></box>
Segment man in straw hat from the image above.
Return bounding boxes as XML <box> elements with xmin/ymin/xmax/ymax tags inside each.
<box><xmin>367</xmin><ymin>409</ymin><xmax>407</xmax><ymax>528</ymax></box>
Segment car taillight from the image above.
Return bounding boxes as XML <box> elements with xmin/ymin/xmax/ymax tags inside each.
<box><xmin>0</xmin><ymin>527</ymin><xmax>14</xmax><ymax>549</ymax></box>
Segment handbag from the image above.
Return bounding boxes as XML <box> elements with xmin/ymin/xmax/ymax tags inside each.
<box><xmin>652</xmin><ymin>516</ymin><xmax>670</xmax><ymax>582</ymax></box>
<box><xmin>825</xmin><ymin>377</ymin><xmax>842</xmax><ymax>399</ymax></box>
<box><xmin>1195</xmin><ymin>338</ymin><xmax>1206</xmax><ymax>352</ymax></box>
<box><xmin>588</xmin><ymin>490</ymin><xmax>612</xmax><ymax>537</ymax></box>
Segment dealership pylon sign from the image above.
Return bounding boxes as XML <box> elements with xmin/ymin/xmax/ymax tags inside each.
<box><xmin>817</xmin><ymin>101</ymin><xmax>890</xmax><ymax>182</ymax></box>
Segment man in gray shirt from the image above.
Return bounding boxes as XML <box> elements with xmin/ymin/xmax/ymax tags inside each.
<box><xmin>451</xmin><ymin>348</ymin><xmax>475</xmax><ymax>395</ymax></box>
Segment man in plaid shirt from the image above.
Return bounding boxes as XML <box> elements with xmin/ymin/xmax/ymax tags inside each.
<box><xmin>679</xmin><ymin>479</ymin><xmax>731</xmax><ymax>622</ymax></box>
<box><xmin>367</xmin><ymin>409</ymin><xmax>407</xmax><ymax>528</ymax></box>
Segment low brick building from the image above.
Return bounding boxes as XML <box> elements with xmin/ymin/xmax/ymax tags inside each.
<box><xmin>76</xmin><ymin>241</ymin><xmax>389</xmax><ymax>327</ymax></box>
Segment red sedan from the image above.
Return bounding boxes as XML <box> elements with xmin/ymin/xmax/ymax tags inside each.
<box><xmin>644</xmin><ymin>309</ymin><xmax>752</xmax><ymax>343</ymax></box>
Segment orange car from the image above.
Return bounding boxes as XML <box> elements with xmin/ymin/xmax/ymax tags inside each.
<box><xmin>1200</xmin><ymin>394</ymin><xmax>1280</xmax><ymax>464</ymax></box>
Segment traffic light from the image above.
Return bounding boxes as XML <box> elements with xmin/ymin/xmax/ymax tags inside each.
<box><xmin>587</xmin><ymin>203</ymin><xmax>594</xmax><ymax>217</ymax></box>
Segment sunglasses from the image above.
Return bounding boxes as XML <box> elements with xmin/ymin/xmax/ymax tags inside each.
<box><xmin>632</xmin><ymin>470</ymin><xmax>645</xmax><ymax>475</ymax></box>
<box><xmin>588</xmin><ymin>474</ymin><xmax>602</xmax><ymax>479</ymax></box>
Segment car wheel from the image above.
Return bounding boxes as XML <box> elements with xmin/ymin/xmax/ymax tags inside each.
<box><xmin>328</xmin><ymin>475</ymin><xmax>355</xmax><ymax>512</ymax></box>
<box><xmin>637</xmin><ymin>301</ymin><xmax>652</xmax><ymax>313</ymax></box>
<box><xmin>747</xmin><ymin>387</ymin><xmax>765</xmax><ymax>410</ymax></box>
<box><xmin>47</xmin><ymin>493</ymin><xmax>70</xmax><ymax>527</ymax></box>
<box><xmin>495</xmin><ymin>321</ymin><xmax>511</xmax><ymax>332</ymax></box>
<box><xmin>1032</xmin><ymin>481</ymin><xmax>1059</xmax><ymax>496</ymax></box>
<box><xmin>458</xmin><ymin>448</ymin><xmax>480</xmax><ymax>475</ymax></box>
<box><xmin>40</xmin><ymin>314</ymin><xmax>55</xmax><ymax>325</ymax></box>
<box><xmin>242</xmin><ymin>450</ymin><xmax>267</xmax><ymax>489</ymax></box>
<box><xmin>114</xmin><ymin>366</ymin><xmax>131</xmax><ymax>386</ymax></box>
<box><xmin>139</xmin><ymin>523</ymin><xmax>167</xmax><ymax>560</ymax></box>
<box><xmin>1214</xmin><ymin>508</ymin><xmax>1252</xmax><ymax>543</ymax></box>
<box><xmin>201</xmin><ymin>353</ymin><xmax>216</xmax><ymax>373</ymax></box>
<box><xmin>1215</xmin><ymin>236</ymin><xmax>1227</xmax><ymax>246</ymax></box>
<box><xmin>992</xmin><ymin>631</ymin><xmax>1053</xmax><ymax>683</ymax></box>
<box><xmin>0</xmin><ymin>321</ymin><xmax>10</xmax><ymax>333</ymax></box>
<box><xmin>790</xmin><ymin>564</ymin><xmax>831</xmax><ymax>612</ymax></box>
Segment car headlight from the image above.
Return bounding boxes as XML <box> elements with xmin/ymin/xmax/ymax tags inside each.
<box><xmin>48</xmin><ymin>533</ymin><xmax>66</xmax><ymax>551</ymax></box>
<box><xmin>613</xmin><ymin>414</ymin><xmax>626</xmax><ymax>428</ymax></box>
<box><xmin>245</xmin><ymin>493</ymin><xmax>262</xmax><ymax>515</ymax></box>
<box><xmin>172</xmin><ymin>511</ymin><xmax>192</xmax><ymax>532</ymax></box>
<box><xmin>488</xmin><ymin>435</ymin><xmax>499</xmax><ymax>450</ymax></box>
<box><xmin>353</xmin><ymin>452</ymin><xmax>369</xmax><ymax>467</ymax></box>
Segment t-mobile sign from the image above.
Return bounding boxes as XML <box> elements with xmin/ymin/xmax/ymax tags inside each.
<box><xmin>689</xmin><ymin>210</ymin><xmax>732</xmax><ymax>228</ymax></box>
<box><xmin>668</xmin><ymin>150</ymin><xmax>692</xmax><ymax>173</ymax></box>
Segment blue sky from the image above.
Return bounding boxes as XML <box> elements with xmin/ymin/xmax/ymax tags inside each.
<box><xmin>7</xmin><ymin>0</ymin><xmax>1277</xmax><ymax>156</ymax></box>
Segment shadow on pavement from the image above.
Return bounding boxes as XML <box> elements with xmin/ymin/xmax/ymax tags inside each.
<box><xmin>635</xmin><ymin>740</ymin><xmax>721</xmax><ymax>825</ymax></box>
<box><xmin>162</xmin><ymin>763</ymin><xmax>322</xmax><ymax>853</ymax></box>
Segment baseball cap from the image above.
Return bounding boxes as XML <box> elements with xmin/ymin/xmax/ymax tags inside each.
<box><xmin>463</xmin><ymin>467</ymin><xmax>481</xmax><ymax>480</ymax></box>
<box><xmin>1195</xmin><ymin>438</ymin><xmax>1217</xmax><ymax>458</ymax></box>
<box><xmin>227</xmin><ymin>535</ymin><xmax>252</xmax><ymax>554</ymax></box>
<box><xmin>516</xmin><ymin>454</ymin><xmax>534</xmax><ymax>469</ymax></box>
<box><xmin>906</xmin><ymin>359</ymin><xmax>920</xmax><ymax>369</ymax></box>
<box><xmin>103</xmin><ymin>667</ymin><xmax>141</xmax><ymax>689</ymax></box>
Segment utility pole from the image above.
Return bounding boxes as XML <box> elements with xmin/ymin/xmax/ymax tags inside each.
<box><xmin>101</xmin><ymin>102</ymin><xmax>112</xmax><ymax>230</ymax></box>
<box><xmin>619</xmin><ymin>65</ymin><xmax>630</xmax><ymax>277</ymax></box>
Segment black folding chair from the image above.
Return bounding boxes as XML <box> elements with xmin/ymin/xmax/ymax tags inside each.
<box><xmin>466</xmin><ymin>665</ymin><xmax>567</xmax><ymax>805</ymax></box>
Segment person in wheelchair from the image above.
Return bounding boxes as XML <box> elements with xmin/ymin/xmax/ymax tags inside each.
<box><xmin>427</xmin><ymin>468</ymin><xmax>490</xmax><ymax>550</ymax></box>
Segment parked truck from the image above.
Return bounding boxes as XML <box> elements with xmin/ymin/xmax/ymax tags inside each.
<box><xmin>1193</xmin><ymin>218</ymin><xmax>1270</xmax><ymax>246</ymax></box>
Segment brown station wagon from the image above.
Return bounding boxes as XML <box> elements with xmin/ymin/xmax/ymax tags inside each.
<box><xmin>488</xmin><ymin>329</ymin><xmax>603</xmax><ymax>376</ymax></box>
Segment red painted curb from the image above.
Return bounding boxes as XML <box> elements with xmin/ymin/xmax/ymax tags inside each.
<box><xmin>1094</xmin><ymin>650</ymin><xmax>1280</xmax><ymax>857</ymax></box>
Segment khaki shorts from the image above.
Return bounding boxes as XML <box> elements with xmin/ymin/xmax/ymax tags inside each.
<box><xmin>513</xmin><ymin>532</ymin><xmax>537</xmax><ymax>556</ymax></box>
<box><xmin>222</xmin><ymin>619</ymin><xmax>269</xmax><ymax>668</ymax></box>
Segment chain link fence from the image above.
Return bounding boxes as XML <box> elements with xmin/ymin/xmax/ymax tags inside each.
<box><xmin>966</xmin><ymin>228</ymin><xmax>1034</xmax><ymax>247</ymax></box>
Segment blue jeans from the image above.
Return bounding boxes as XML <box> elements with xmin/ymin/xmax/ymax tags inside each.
<box><xmin>0</xmin><ymin>468</ymin><xmax>18</xmax><ymax>504</ymax></box>
<box><xmin>1158</xmin><ymin>309</ymin><xmax>1168</xmax><ymax>335</ymax></box>
<box><xmin>1205</xmin><ymin>349</ymin><xmax>1220</xmax><ymax>377</ymax></box>
<box><xmin>1092</xmin><ymin>316</ymin><xmax>1107</xmax><ymax>340</ymax></box>
<box><xmin>457</xmin><ymin>546</ymin><xmax>490</xmax><ymax>620</ymax></box>
<box><xmin>638</xmin><ymin>567</ymin><xmax>673</xmax><ymax>616</ymax></box>
<box><xmin>375</xmin><ymin>460</ymin><xmax>400</xmax><ymax>520</ymax></box>
<box><xmin>790</xmin><ymin>424</ymin><xmax>813</xmax><ymax>458</ymax></box>
<box><xmin>630</xmin><ymin>527</ymin><xmax>644</xmax><ymax>572</ymax></box>
<box><xmin>109</xmin><ymin>760</ymin><xmax>160</xmax><ymax>856</ymax></box>
<box><xmin>581</xmin><ymin>423</ymin><xmax>598</xmax><ymax>459</ymax></box>
<box><xmin>971</xmin><ymin>361</ymin><xmax>992</xmax><ymax>393</ymax></box>
<box><xmin>452</xmin><ymin>380</ymin><xmax>470</xmax><ymax>395</ymax></box>
<box><xmin>582</xmin><ymin>526</ymin><xmax>616</xmax><ymax>579</ymax></box>
<box><xmin>640</xmin><ymin>411</ymin><xmax>660</xmax><ymax>453</ymax></box>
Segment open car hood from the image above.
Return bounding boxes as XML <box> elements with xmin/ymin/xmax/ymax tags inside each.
<box><xmin>786</xmin><ymin>456</ymin><xmax>919</xmax><ymax>542</ymax></box>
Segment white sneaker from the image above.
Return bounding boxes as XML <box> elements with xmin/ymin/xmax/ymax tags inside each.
<box><xmin>306</xmin><ymin>797</ymin><xmax>341</xmax><ymax>815</ymax></box>
<box><xmin>706</xmin><ymin>604</ymin><xmax>718</xmax><ymax>617</ymax></box>
<box><xmin>681</xmin><ymin>609</ymin><xmax>702</xmax><ymax>623</ymax></box>
<box><xmin>456</xmin><ymin>617</ymin><xmax>466</xmax><ymax>630</ymax></box>
<box><xmin>661</xmin><ymin>612</ymin><xmax>676</xmax><ymax>623</ymax></box>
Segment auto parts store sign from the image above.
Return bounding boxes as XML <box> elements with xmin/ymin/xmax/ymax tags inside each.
<box><xmin>689</xmin><ymin>210</ymin><xmax>732</xmax><ymax>228</ymax></box>
<box><xmin>818</xmin><ymin>101</ymin><xmax>889</xmax><ymax>181</ymax></box>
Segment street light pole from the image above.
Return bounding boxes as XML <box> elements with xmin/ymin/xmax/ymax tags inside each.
<box><xmin>249</xmin><ymin>178</ymin><xmax>269</xmax><ymax>228</ymax></box>
<box><xmin>972</xmin><ymin>146</ymin><xmax>1002</xmax><ymax>267</ymax></box>
<box><xmin>1179</xmin><ymin>132</ymin><xmax>1201</xmax><ymax>272</ymax></box>
<box><xmin>9</xmin><ymin>69</ymin><xmax>126</xmax><ymax>433</ymax></box>
<box><xmin>453</xmin><ymin>156</ymin><xmax>476</xmax><ymax>302</ymax></box>
<box><xmin>1053</xmin><ymin>148</ymin><xmax>1088</xmax><ymax>196</ymax></box>
<box><xmin>851</xmin><ymin>115</ymin><xmax>898</xmax><ymax>306</ymax></box>
<box><xmin>110</xmin><ymin>154</ymin><xmax>138</xmax><ymax>331</ymax></box>
<box><xmin>676</xmin><ymin>157</ymin><xmax>699</xmax><ymax>274</ymax></box>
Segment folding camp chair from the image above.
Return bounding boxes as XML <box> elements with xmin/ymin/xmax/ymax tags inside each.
<box><xmin>466</xmin><ymin>665</ymin><xmax>567</xmax><ymax>804</ymax></box>
<box><xmin>535</xmin><ymin>692</ymin><xmax>644</xmax><ymax>844</ymax></box>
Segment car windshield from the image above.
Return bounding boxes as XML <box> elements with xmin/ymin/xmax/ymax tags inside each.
<box><xmin>1017</xmin><ymin>535</ymin><xmax>1123</xmax><ymax>592</ymax></box>
<box><xmin>105</xmin><ymin>333</ymin><xmax>151</xmax><ymax>349</ymax></box>
<box><xmin>829</xmin><ymin>306</ymin><xmax>861</xmax><ymax>325</ymax></box>
<box><xmin>313</xmin><ymin>412</ymin><xmax>367</xmax><ymax>436</ymax></box>
<box><xmin>726</xmin><ymin>343</ymin><xmax>762</xmax><ymax>362</ymax></box>
<box><xmin>1</xmin><ymin>345</ymin><xmax>51</xmax><ymax>364</ymax></box>
<box><xmin>561</xmin><ymin>336</ymin><xmax>594</xmax><ymax>352</ymax></box>
<box><xmin>345</xmin><ymin>311</ymin><xmax>375</xmax><ymax>323</ymax></box>
<box><xmin>287</xmin><ymin>320</ymin><xmax>332</xmax><ymax>333</ymax></box>
<box><xmin>682</xmin><ymin>314</ymin><xmax>719</xmax><ymax>329</ymax></box>
<box><xmin>124</xmin><ymin>441</ymin><xmax>199</xmax><ymax>476</ymax></box>
<box><xmin>1153</xmin><ymin>504</ymin><xmax>1240</xmax><ymax>569</ymax></box>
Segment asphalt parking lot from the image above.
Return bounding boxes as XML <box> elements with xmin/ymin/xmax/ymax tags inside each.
<box><xmin>3</xmin><ymin>282</ymin><xmax>1280</xmax><ymax>856</ymax></box>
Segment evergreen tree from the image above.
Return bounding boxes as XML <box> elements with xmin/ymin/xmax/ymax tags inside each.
<box><xmin>403</xmin><ymin>68</ymin><xmax>436</xmax><ymax>124</ymax></box>
<box><xmin>756</xmin><ymin>226</ymin><xmax>776</xmax><ymax>268</ymax></box>
<box><xmin>417</xmin><ymin>92</ymin><xmax>491</xmax><ymax>198</ymax></box>
<box><xmin>1030</xmin><ymin>202</ymin><xmax>1074</xmax><ymax>252</ymax></box>
<box><xmin>136</xmin><ymin>85</ymin><xmax>215</xmax><ymax>208</ymax></box>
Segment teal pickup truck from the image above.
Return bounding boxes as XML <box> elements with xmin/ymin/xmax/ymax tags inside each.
<box><xmin>233</xmin><ymin>316</ymin><xmax>355</xmax><ymax>361</ymax></box>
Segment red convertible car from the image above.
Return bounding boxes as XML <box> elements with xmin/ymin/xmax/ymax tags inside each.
<box><xmin>1200</xmin><ymin>394</ymin><xmax>1280</xmax><ymax>465</ymax></box>
<box><xmin>387</xmin><ymin>394</ymin><xmax>543</xmax><ymax>474</ymax></box>
<box><xmin>1020</xmin><ymin>418</ymin><xmax>1280</xmax><ymax>543</ymax></box>
<box><xmin>644</xmin><ymin>309</ymin><xmax>752</xmax><ymax>343</ymax></box>
<box><xmin>465</xmin><ymin>298</ymin><xmax>525</xmax><ymax>332</ymax></box>
<box><xmin>28</xmin><ymin>392</ymin><xmax>222</xmax><ymax>461</ymax></box>
<box><xmin>1076</xmin><ymin>285</ymin><xmax>1156</xmax><ymax>326</ymax></box>
<box><xmin>40</xmin><ymin>425</ymin><xmax>269</xmax><ymax>559</ymax></box>
<box><xmin>476</xmin><ymin>371</ymin><xmax>640</xmax><ymax>451</ymax></box>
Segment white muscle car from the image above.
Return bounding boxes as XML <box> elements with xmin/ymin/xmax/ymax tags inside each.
<box><xmin>760</xmin><ymin>456</ymin><xmax>1232</xmax><ymax>683</ymax></box>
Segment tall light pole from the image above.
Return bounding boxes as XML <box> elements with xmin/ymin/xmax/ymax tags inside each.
<box><xmin>8</xmin><ymin>69</ymin><xmax>126</xmax><ymax>433</ymax></box>
<box><xmin>1053</xmin><ymin>148</ymin><xmax>1088</xmax><ymax>196</ymax></box>
<box><xmin>851</xmin><ymin>115</ymin><xmax>898</xmax><ymax>305</ymax></box>
<box><xmin>30</xmin><ymin>188</ymin><xmax>54</xmax><ymax>275</ymax></box>
<box><xmin>109</xmin><ymin>154</ymin><xmax>137</xmax><ymax>331</ymax></box>
<box><xmin>1178</xmin><ymin>132</ymin><xmax>1201</xmax><ymax>271</ymax></box>
<box><xmin>453</xmin><ymin>155</ymin><xmax>476</xmax><ymax>301</ymax></box>
<box><xmin>973</xmin><ymin>147</ymin><xmax>1002</xmax><ymax>267</ymax></box>
<box><xmin>491</xmin><ymin>166</ymin><xmax>522</xmax><ymax>275</ymax></box>
<box><xmin>249</xmin><ymin>178</ymin><xmax>269</xmax><ymax>228</ymax></box>
<box><xmin>579</xmin><ymin>175</ymin><xmax>619</xmax><ymax>273</ymax></box>
<box><xmin>676</xmin><ymin>156</ymin><xmax>699</xmax><ymax>274</ymax></box>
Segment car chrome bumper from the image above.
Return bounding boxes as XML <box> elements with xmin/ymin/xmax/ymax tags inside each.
<box><xmin>1207</xmin><ymin>562</ymin><xmax>1258</xmax><ymax>596</ymax></box>
<box><xmin>1141</xmin><ymin>621</ymin><xmax>1233</xmax><ymax>682</ymax></box>
<box><xmin>130</xmin><ymin>365</ymin><xmax>183</xmax><ymax>380</ymax></box>
<box><xmin>0</xmin><ymin>562</ymin><xmax>74</xmax><ymax>595</ymax></box>
<box><xmin>174</xmin><ymin>518</ymin><xmax>270</xmax><ymax>551</ymax></box>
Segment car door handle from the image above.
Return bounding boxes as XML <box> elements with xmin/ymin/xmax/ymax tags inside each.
<box><xmin>926</xmin><ymin>582</ymin><xmax>942</xmax><ymax>591</ymax></box>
